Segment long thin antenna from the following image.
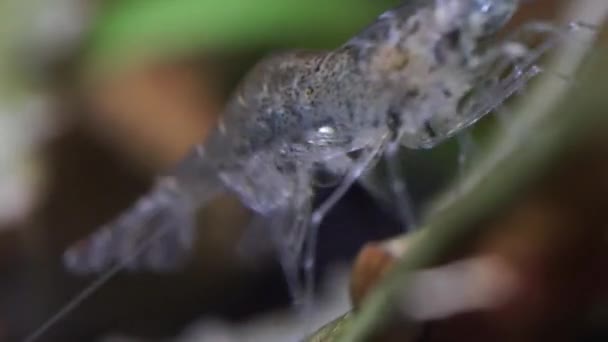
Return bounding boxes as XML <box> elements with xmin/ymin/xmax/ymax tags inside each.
<box><xmin>24</xmin><ymin>226</ymin><xmax>169</xmax><ymax>342</ymax></box>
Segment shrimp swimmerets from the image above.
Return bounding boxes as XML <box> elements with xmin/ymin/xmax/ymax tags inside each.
<box><xmin>28</xmin><ymin>0</ymin><xmax>592</xmax><ymax>339</ymax></box>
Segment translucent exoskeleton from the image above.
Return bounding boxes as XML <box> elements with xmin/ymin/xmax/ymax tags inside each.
<box><xmin>26</xmin><ymin>0</ymin><xmax>600</xmax><ymax>341</ymax></box>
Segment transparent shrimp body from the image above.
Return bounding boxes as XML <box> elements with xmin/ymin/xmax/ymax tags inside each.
<box><xmin>55</xmin><ymin>0</ymin><xmax>575</xmax><ymax>325</ymax></box>
<box><xmin>24</xmin><ymin>1</ymin><xmax>600</xmax><ymax>341</ymax></box>
<box><xmin>62</xmin><ymin>0</ymin><xmax>528</xmax><ymax>285</ymax></box>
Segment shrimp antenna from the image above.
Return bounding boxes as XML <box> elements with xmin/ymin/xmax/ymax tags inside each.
<box><xmin>24</xmin><ymin>224</ymin><xmax>171</xmax><ymax>342</ymax></box>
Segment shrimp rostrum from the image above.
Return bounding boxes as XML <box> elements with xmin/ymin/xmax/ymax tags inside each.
<box><xmin>63</xmin><ymin>0</ymin><xmax>579</xmax><ymax>301</ymax></box>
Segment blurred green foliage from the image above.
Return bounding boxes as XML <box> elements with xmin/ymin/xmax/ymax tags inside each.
<box><xmin>86</xmin><ymin>0</ymin><xmax>400</xmax><ymax>71</ymax></box>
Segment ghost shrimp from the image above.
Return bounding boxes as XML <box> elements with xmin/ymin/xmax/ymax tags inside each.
<box><xmin>64</xmin><ymin>0</ymin><xmax>577</xmax><ymax>300</ymax></box>
<box><xmin>27</xmin><ymin>0</ymin><xmax>594</xmax><ymax>340</ymax></box>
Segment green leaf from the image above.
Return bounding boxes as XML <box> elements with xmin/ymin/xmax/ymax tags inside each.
<box><xmin>85</xmin><ymin>0</ymin><xmax>400</xmax><ymax>71</ymax></box>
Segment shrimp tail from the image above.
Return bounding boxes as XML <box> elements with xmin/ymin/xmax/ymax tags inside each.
<box><xmin>63</xmin><ymin>146</ymin><xmax>225</xmax><ymax>273</ymax></box>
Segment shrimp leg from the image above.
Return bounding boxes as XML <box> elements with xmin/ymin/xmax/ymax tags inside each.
<box><xmin>302</xmin><ymin>137</ymin><xmax>389</xmax><ymax>311</ymax></box>
<box><xmin>456</xmin><ymin>132</ymin><xmax>477</xmax><ymax>177</ymax></box>
<box><xmin>383</xmin><ymin>141</ymin><xmax>417</xmax><ymax>232</ymax></box>
<box><xmin>238</xmin><ymin>186</ymin><xmax>312</xmax><ymax>304</ymax></box>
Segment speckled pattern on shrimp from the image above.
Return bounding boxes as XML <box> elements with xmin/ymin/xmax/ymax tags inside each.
<box><xmin>201</xmin><ymin>0</ymin><xmax>521</xmax><ymax>213</ymax></box>
<box><xmin>63</xmin><ymin>0</ymin><xmax>544</xmax><ymax>301</ymax></box>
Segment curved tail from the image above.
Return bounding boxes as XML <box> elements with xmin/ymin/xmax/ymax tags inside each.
<box><xmin>63</xmin><ymin>146</ymin><xmax>225</xmax><ymax>273</ymax></box>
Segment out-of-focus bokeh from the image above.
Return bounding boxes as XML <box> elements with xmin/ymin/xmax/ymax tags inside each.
<box><xmin>1</xmin><ymin>0</ymin><xmax>607</xmax><ymax>341</ymax></box>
